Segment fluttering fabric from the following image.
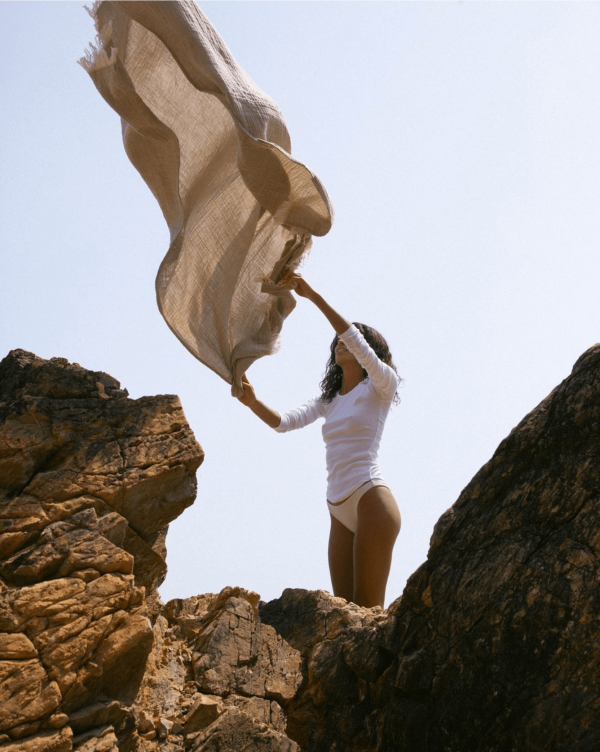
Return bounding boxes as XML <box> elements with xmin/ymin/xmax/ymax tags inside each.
<box><xmin>79</xmin><ymin>1</ymin><xmax>333</xmax><ymax>396</ymax></box>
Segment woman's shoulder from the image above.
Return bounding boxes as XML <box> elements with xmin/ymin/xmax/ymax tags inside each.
<box><xmin>311</xmin><ymin>395</ymin><xmax>327</xmax><ymax>413</ymax></box>
<box><xmin>365</xmin><ymin>368</ymin><xmax>398</xmax><ymax>400</ymax></box>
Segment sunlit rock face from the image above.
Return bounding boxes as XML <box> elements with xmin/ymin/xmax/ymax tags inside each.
<box><xmin>1</xmin><ymin>343</ymin><xmax>599</xmax><ymax>752</ymax></box>
<box><xmin>0</xmin><ymin>350</ymin><xmax>203</xmax><ymax>750</ymax></box>
<box><xmin>134</xmin><ymin>587</ymin><xmax>303</xmax><ymax>752</ymax></box>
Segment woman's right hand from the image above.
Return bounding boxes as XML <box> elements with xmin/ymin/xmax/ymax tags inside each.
<box><xmin>281</xmin><ymin>271</ymin><xmax>315</xmax><ymax>299</ymax></box>
<box><xmin>237</xmin><ymin>374</ymin><xmax>257</xmax><ymax>407</ymax></box>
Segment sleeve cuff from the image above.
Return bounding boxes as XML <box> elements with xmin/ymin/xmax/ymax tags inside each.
<box><xmin>273</xmin><ymin>413</ymin><xmax>287</xmax><ymax>432</ymax></box>
<box><xmin>338</xmin><ymin>324</ymin><xmax>359</xmax><ymax>342</ymax></box>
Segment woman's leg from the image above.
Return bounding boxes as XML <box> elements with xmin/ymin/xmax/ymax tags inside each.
<box><xmin>328</xmin><ymin>513</ymin><xmax>355</xmax><ymax>602</ymax></box>
<box><xmin>354</xmin><ymin>486</ymin><xmax>401</xmax><ymax>608</ymax></box>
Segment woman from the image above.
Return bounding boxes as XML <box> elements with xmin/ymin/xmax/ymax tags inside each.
<box><xmin>238</xmin><ymin>272</ymin><xmax>401</xmax><ymax>608</ymax></box>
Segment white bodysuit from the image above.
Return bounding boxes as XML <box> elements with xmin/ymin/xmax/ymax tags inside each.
<box><xmin>274</xmin><ymin>324</ymin><xmax>398</xmax><ymax>530</ymax></box>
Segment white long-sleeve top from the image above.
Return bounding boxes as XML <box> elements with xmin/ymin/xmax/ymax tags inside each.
<box><xmin>274</xmin><ymin>324</ymin><xmax>398</xmax><ymax>502</ymax></box>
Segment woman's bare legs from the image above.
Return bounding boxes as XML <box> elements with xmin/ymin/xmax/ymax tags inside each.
<box><xmin>328</xmin><ymin>486</ymin><xmax>401</xmax><ymax>608</ymax></box>
<box><xmin>354</xmin><ymin>486</ymin><xmax>401</xmax><ymax>607</ymax></box>
<box><xmin>328</xmin><ymin>514</ymin><xmax>354</xmax><ymax>602</ymax></box>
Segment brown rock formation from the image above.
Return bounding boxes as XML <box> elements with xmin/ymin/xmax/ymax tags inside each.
<box><xmin>2</xmin><ymin>342</ymin><xmax>600</xmax><ymax>752</ymax></box>
<box><xmin>133</xmin><ymin>588</ymin><xmax>301</xmax><ymax>751</ymax></box>
<box><xmin>261</xmin><ymin>344</ymin><xmax>600</xmax><ymax>751</ymax></box>
<box><xmin>0</xmin><ymin>350</ymin><xmax>203</xmax><ymax>749</ymax></box>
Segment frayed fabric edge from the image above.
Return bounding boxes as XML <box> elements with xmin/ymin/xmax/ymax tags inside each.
<box><xmin>78</xmin><ymin>5</ymin><xmax>116</xmax><ymax>73</ymax></box>
<box><xmin>78</xmin><ymin>45</ymin><xmax>117</xmax><ymax>73</ymax></box>
<box><xmin>84</xmin><ymin>1</ymin><xmax>103</xmax><ymax>23</ymax></box>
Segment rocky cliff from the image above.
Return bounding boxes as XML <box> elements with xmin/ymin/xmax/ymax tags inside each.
<box><xmin>1</xmin><ymin>346</ymin><xmax>599</xmax><ymax>752</ymax></box>
<box><xmin>0</xmin><ymin>350</ymin><xmax>202</xmax><ymax>751</ymax></box>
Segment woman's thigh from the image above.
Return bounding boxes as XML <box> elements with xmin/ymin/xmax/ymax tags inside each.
<box><xmin>328</xmin><ymin>513</ymin><xmax>354</xmax><ymax>602</ymax></box>
<box><xmin>354</xmin><ymin>486</ymin><xmax>401</xmax><ymax>607</ymax></box>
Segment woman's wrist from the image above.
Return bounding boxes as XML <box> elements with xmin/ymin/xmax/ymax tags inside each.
<box><xmin>249</xmin><ymin>399</ymin><xmax>281</xmax><ymax>428</ymax></box>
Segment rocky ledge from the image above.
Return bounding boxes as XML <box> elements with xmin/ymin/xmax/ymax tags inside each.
<box><xmin>0</xmin><ymin>346</ymin><xmax>599</xmax><ymax>752</ymax></box>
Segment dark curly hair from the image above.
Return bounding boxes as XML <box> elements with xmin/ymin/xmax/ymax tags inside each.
<box><xmin>318</xmin><ymin>322</ymin><xmax>402</xmax><ymax>405</ymax></box>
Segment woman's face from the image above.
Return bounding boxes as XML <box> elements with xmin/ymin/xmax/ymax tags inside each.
<box><xmin>334</xmin><ymin>339</ymin><xmax>358</xmax><ymax>367</ymax></box>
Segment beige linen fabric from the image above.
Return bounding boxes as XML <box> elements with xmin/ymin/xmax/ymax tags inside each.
<box><xmin>79</xmin><ymin>1</ymin><xmax>333</xmax><ymax>396</ymax></box>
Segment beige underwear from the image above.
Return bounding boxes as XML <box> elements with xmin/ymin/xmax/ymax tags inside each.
<box><xmin>327</xmin><ymin>479</ymin><xmax>388</xmax><ymax>533</ymax></box>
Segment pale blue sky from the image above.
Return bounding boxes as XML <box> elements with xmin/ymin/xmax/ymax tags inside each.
<box><xmin>2</xmin><ymin>1</ymin><xmax>599</xmax><ymax>607</ymax></box>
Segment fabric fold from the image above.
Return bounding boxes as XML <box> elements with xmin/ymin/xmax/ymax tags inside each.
<box><xmin>79</xmin><ymin>0</ymin><xmax>333</xmax><ymax>395</ymax></box>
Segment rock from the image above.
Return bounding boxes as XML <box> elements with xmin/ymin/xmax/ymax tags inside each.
<box><xmin>183</xmin><ymin>694</ymin><xmax>224</xmax><ymax>733</ymax></box>
<box><xmin>68</xmin><ymin>702</ymin><xmax>130</xmax><ymax>736</ymax></box>
<box><xmin>158</xmin><ymin>717</ymin><xmax>173</xmax><ymax>738</ymax></box>
<box><xmin>260</xmin><ymin>590</ymin><xmax>391</xmax><ymax>750</ymax></box>
<box><xmin>3</xmin><ymin>343</ymin><xmax>599</xmax><ymax>751</ymax></box>
<box><xmin>0</xmin><ymin>349</ymin><xmax>204</xmax><ymax>592</ymax></box>
<box><xmin>0</xmin><ymin>657</ymin><xmax>61</xmax><ymax>737</ymax></box>
<box><xmin>0</xmin><ymin>727</ymin><xmax>73</xmax><ymax>752</ymax></box>
<box><xmin>224</xmin><ymin>696</ymin><xmax>287</xmax><ymax>734</ymax></box>
<box><xmin>134</xmin><ymin>708</ymin><xmax>154</xmax><ymax>734</ymax></box>
<box><xmin>0</xmin><ymin>630</ymin><xmax>38</xmax><ymax>659</ymax></box>
<box><xmin>192</xmin><ymin>587</ymin><xmax>302</xmax><ymax>702</ymax></box>
<box><xmin>0</xmin><ymin>350</ymin><xmax>202</xmax><ymax>748</ymax></box>
<box><xmin>72</xmin><ymin>725</ymin><xmax>119</xmax><ymax>751</ymax></box>
<box><xmin>131</xmin><ymin>612</ymin><xmax>191</xmax><ymax>730</ymax></box>
<box><xmin>46</xmin><ymin>714</ymin><xmax>69</xmax><ymax>730</ymax></box>
<box><xmin>188</xmin><ymin>707</ymin><xmax>299</xmax><ymax>752</ymax></box>
<box><xmin>0</xmin><ymin>572</ymin><xmax>153</xmax><ymax>714</ymax></box>
<box><xmin>159</xmin><ymin>742</ymin><xmax>184</xmax><ymax>752</ymax></box>
<box><xmin>259</xmin><ymin>343</ymin><xmax>600</xmax><ymax>751</ymax></box>
<box><xmin>259</xmin><ymin>587</ymin><xmax>384</xmax><ymax>662</ymax></box>
<box><xmin>0</xmin><ymin>508</ymin><xmax>135</xmax><ymax>586</ymax></box>
<box><xmin>133</xmin><ymin>588</ymin><xmax>301</xmax><ymax>749</ymax></box>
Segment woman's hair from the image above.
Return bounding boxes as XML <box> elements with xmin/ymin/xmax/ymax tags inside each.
<box><xmin>318</xmin><ymin>322</ymin><xmax>402</xmax><ymax>405</ymax></box>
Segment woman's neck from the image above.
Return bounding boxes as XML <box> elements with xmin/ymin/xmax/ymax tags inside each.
<box><xmin>339</xmin><ymin>363</ymin><xmax>365</xmax><ymax>395</ymax></box>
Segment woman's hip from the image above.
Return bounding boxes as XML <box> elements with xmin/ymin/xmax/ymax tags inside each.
<box><xmin>327</xmin><ymin>479</ymin><xmax>396</xmax><ymax>534</ymax></box>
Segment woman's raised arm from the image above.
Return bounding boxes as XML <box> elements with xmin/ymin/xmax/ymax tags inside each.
<box><xmin>283</xmin><ymin>273</ymin><xmax>351</xmax><ymax>335</ymax></box>
<box><xmin>237</xmin><ymin>376</ymin><xmax>281</xmax><ymax>428</ymax></box>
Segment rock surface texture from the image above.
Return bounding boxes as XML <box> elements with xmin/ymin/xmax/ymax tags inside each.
<box><xmin>1</xmin><ymin>344</ymin><xmax>600</xmax><ymax>752</ymax></box>
<box><xmin>0</xmin><ymin>350</ymin><xmax>203</xmax><ymax>751</ymax></box>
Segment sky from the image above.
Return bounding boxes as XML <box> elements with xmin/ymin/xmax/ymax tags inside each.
<box><xmin>1</xmin><ymin>1</ymin><xmax>599</xmax><ymax>609</ymax></box>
